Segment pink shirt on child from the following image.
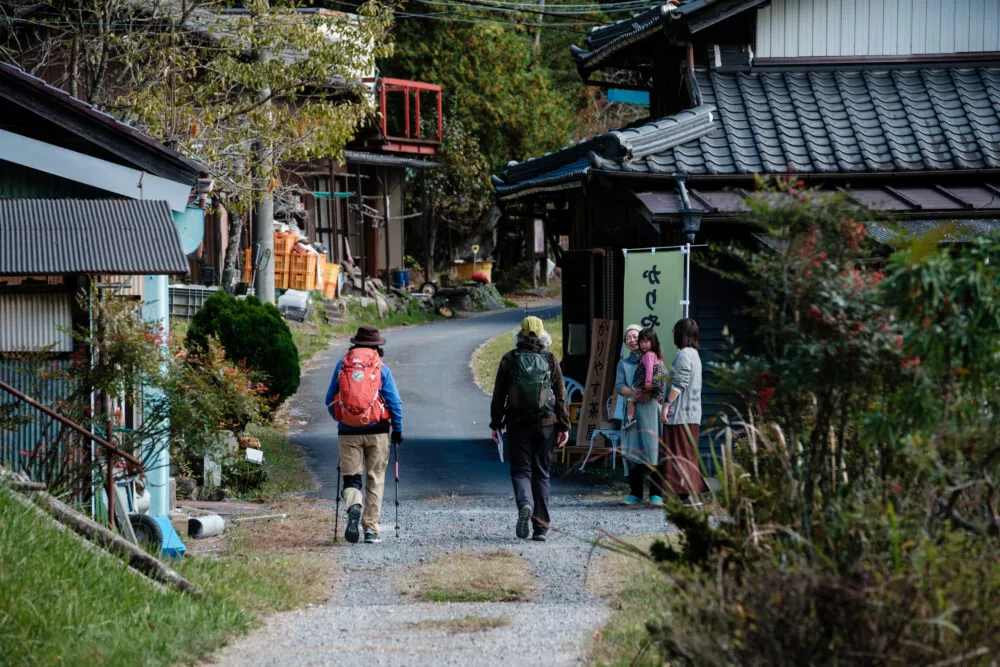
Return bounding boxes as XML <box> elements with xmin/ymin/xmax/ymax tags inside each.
<box><xmin>638</xmin><ymin>350</ymin><xmax>658</xmax><ymax>387</ymax></box>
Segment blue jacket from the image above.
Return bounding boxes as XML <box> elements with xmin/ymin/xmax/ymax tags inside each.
<box><xmin>326</xmin><ymin>357</ymin><xmax>404</xmax><ymax>434</ymax></box>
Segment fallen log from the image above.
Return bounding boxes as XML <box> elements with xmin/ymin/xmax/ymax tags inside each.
<box><xmin>32</xmin><ymin>492</ymin><xmax>199</xmax><ymax>595</ymax></box>
<box><xmin>3</xmin><ymin>487</ymin><xmax>169</xmax><ymax>595</ymax></box>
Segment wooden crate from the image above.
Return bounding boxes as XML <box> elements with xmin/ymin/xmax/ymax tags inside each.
<box><xmin>289</xmin><ymin>270</ymin><xmax>316</xmax><ymax>291</ymax></box>
<box><xmin>274</xmin><ymin>232</ymin><xmax>297</xmax><ymax>255</ymax></box>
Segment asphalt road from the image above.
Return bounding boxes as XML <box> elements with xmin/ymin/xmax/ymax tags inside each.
<box><xmin>291</xmin><ymin>302</ymin><xmax>577</xmax><ymax>500</ymax></box>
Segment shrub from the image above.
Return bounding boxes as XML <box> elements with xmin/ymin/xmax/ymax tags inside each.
<box><xmin>616</xmin><ymin>180</ymin><xmax>1000</xmax><ymax>666</ymax></box>
<box><xmin>187</xmin><ymin>294</ymin><xmax>300</xmax><ymax>406</ymax></box>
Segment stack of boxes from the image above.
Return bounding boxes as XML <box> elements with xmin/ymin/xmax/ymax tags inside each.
<box><xmin>273</xmin><ymin>232</ymin><xmax>296</xmax><ymax>290</ymax></box>
<box><xmin>242</xmin><ymin>231</ymin><xmax>337</xmax><ymax>294</ymax></box>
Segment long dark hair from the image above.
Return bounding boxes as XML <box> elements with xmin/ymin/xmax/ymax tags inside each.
<box><xmin>638</xmin><ymin>327</ymin><xmax>662</xmax><ymax>360</ymax></box>
<box><xmin>673</xmin><ymin>318</ymin><xmax>700</xmax><ymax>350</ymax></box>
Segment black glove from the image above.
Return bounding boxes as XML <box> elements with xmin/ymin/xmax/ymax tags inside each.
<box><xmin>391</xmin><ymin>431</ymin><xmax>403</xmax><ymax>445</ymax></box>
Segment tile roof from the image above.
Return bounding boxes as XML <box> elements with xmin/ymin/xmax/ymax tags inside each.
<box><xmin>493</xmin><ymin>105</ymin><xmax>715</xmax><ymax>200</ymax></box>
<box><xmin>572</xmin><ymin>0</ymin><xmax>768</xmax><ymax>74</ymax></box>
<box><xmin>0</xmin><ymin>200</ymin><xmax>190</xmax><ymax>276</ymax></box>
<box><xmin>634</xmin><ymin>185</ymin><xmax>1000</xmax><ymax>217</ymax></box>
<box><xmin>493</xmin><ymin>66</ymin><xmax>1000</xmax><ymax>200</ymax></box>
<box><xmin>596</xmin><ymin>67</ymin><xmax>1000</xmax><ymax>175</ymax></box>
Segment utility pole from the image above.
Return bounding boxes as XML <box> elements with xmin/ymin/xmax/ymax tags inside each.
<box><xmin>252</xmin><ymin>0</ymin><xmax>275</xmax><ymax>304</ymax></box>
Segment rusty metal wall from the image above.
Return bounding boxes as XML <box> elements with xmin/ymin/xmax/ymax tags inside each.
<box><xmin>0</xmin><ymin>292</ymin><xmax>73</xmax><ymax>352</ymax></box>
<box><xmin>756</xmin><ymin>0</ymin><xmax>1000</xmax><ymax>58</ymax></box>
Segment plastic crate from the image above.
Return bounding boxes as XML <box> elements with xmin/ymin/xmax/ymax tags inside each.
<box><xmin>273</xmin><ymin>253</ymin><xmax>289</xmax><ymax>272</ymax></box>
<box><xmin>290</xmin><ymin>253</ymin><xmax>317</xmax><ymax>275</ymax></box>
<box><xmin>275</xmin><ymin>270</ymin><xmax>290</xmax><ymax>290</ymax></box>
<box><xmin>288</xmin><ymin>270</ymin><xmax>316</xmax><ymax>291</ymax></box>
<box><xmin>274</xmin><ymin>232</ymin><xmax>297</xmax><ymax>255</ymax></box>
<box><xmin>243</xmin><ymin>249</ymin><xmax>253</xmax><ymax>283</ymax></box>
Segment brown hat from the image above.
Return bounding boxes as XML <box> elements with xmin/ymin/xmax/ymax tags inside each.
<box><xmin>350</xmin><ymin>325</ymin><xmax>386</xmax><ymax>347</ymax></box>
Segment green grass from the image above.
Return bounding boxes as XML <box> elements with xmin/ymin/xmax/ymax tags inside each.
<box><xmin>288</xmin><ymin>296</ymin><xmax>338</xmax><ymax>362</ymax></box>
<box><xmin>238</xmin><ymin>424</ymin><xmax>316</xmax><ymax>501</ymax></box>
<box><xmin>402</xmin><ymin>550</ymin><xmax>535</xmax><ymax>603</ymax></box>
<box><xmin>0</xmin><ymin>485</ymin><xmax>331</xmax><ymax>666</ymax></box>
<box><xmin>586</xmin><ymin>536</ymin><xmax>673</xmax><ymax>667</ymax></box>
<box><xmin>408</xmin><ymin>616</ymin><xmax>511</xmax><ymax>633</ymax></box>
<box><xmin>329</xmin><ymin>299</ymin><xmax>439</xmax><ymax>336</ymax></box>
<box><xmin>471</xmin><ymin>315</ymin><xmax>562</xmax><ymax>394</ymax></box>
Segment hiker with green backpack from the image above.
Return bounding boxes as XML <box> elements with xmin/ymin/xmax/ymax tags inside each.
<box><xmin>490</xmin><ymin>316</ymin><xmax>571</xmax><ymax>541</ymax></box>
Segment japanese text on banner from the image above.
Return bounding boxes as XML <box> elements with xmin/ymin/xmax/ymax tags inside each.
<box><xmin>623</xmin><ymin>250</ymin><xmax>684</xmax><ymax>363</ymax></box>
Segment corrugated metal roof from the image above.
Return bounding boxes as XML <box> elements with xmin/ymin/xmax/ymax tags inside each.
<box><xmin>0</xmin><ymin>199</ymin><xmax>190</xmax><ymax>276</ymax></box>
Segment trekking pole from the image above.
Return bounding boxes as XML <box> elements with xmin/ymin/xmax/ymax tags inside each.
<box><xmin>394</xmin><ymin>442</ymin><xmax>400</xmax><ymax>539</ymax></box>
<box><xmin>334</xmin><ymin>459</ymin><xmax>342</xmax><ymax>542</ymax></box>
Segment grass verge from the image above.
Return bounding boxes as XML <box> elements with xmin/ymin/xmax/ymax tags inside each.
<box><xmin>288</xmin><ymin>296</ymin><xmax>338</xmax><ymax>362</ymax></box>
<box><xmin>471</xmin><ymin>315</ymin><xmax>562</xmax><ymax>394</ymax></box>
<box><xmin>0</xmin><ymin>485</ymin><xmax>332</xmax><ymax>667</ymax></box>
<box><xmin>402</xmin><ymin>550</ymin><xmax>535</xmax><ymax>602</ymax></box>
<box><xmin>408</xmin><ymin>616</ymin><xmax>511</xmax><ymax>633</ymax></box>
<box><xmin>330</xmin><ymin>299</ymin><xmax>439</xmax><ymax>336</ymax></box>
<box><xmin>585</xmin><ymin>535</ymin><xmax>672</xmax><ymax>667</ymax></box>
<box><xmin>238</xmin><ymin>423</ymin><xmax>316</xmax><ymax>501</ymax></box>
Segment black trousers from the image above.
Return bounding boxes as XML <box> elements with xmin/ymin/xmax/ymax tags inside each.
<box><xmin>629</xmin><ymin>464</ymin><xmax>664</xmax><ymax>500</ymax></box>
<box><xmin>507</xmin><ymin>423</ymin><xmax>555</xmax><ymax>533</ymax></box>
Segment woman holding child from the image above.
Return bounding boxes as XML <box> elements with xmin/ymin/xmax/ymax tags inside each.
<box><xmin>616</xmin><ymin>324</ymin><xmax>669</xmax><ymax>505</ymax></box>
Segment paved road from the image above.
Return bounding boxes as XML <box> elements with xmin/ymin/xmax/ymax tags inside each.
<box><xmin>290</xmin><ymin>303</ymin><xmax>574</xmax><ymax>500</ymax></box>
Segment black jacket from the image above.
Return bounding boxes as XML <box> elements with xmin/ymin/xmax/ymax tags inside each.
<box><xmin>489</xmin><ymin>335</ymin><xmax>571</xmax><ymax>432</ymax></box>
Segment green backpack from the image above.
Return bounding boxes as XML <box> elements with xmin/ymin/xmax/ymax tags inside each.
<box><xmin>508</xmin><ymin>351</ymin><xmax>552</xmax><ymax>414</ymax></box>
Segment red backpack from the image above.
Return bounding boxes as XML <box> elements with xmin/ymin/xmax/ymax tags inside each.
<box><xmin>331</xmin><ymin>347</ymin><xmax>389</xmax><ymax>427</ymax></box>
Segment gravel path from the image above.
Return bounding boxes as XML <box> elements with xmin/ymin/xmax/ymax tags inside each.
<box><xmin>211</xmin><ymin>495</ymin><xmax>672</xmax><ymax>666</ymax></box>
<box><xmin>211</xmin><ymin>307</ymin><xmax>674</xmax><ymax>666</ymax></box>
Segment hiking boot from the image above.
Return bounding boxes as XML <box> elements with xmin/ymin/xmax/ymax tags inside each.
<box><xmin>621</xmin><ymin>495</ymin><xmax>642</xmax><ymax>505</ymax></box>
<box><xmin>622</xmin><ymin>415</ymin><xmax>636</xmax><ymax>430</ymax></box>
<box><xmin>345</xmin><ymin>504</ymin><xmax>362</xmax><ymax>543</ymax></box>
<box><xmin>363</xmin><ymin>529</ymin><xmax>381</xmax><ymax>544</ymax></box>
<box><xmin>516</xmin><ymin>504</ymin><xmax>532</xmax><ymax>539</ymax></box>
<box><xmin>531</xmin><ymin>532</ymin><xmax>548</xmax><ymax>542</ymax></box>
<box><xmin>649</xmin><ymin>495</ymin><xmax>665</xmax><ymax>506</ymax></box>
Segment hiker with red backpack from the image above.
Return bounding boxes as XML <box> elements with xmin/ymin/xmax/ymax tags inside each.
<box><xmin>490</xmin><ymin>316</ymin><xmax>571</xmax><ymax>541</ymax></box>
<box><xmin>326</xmin><ymin>325</ymin><xmax>404</xmax><ymax>544</ymax></box>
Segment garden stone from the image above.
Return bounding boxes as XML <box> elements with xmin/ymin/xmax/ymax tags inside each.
<box><xmin>174</xmin><ymin>476</ymin><xmax>197</xmax><ymax>500</ymax></box>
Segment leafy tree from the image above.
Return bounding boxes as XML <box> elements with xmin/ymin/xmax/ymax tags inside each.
<box><xmin>187</xmin><ymin>292</ymin><xmax>300</xmax><ymax>406</ymax></box>
<box><xmin>386</xmin><ymin>17</ymin><xmax>573</xmax><ymax>170</ymax></box>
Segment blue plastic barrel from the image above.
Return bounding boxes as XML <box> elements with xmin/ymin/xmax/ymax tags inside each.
<box><xmin>391</xmin><ymin>269</ymin><xmax>410</xmax><ymax>289</ymax></box>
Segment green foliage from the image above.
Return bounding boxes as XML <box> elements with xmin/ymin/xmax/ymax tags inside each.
<box><xmin>618</xmin><ymin>181</ymin><xmax>1000</xmax><ymax>665</ymax></box>
<box><xmin>187</xmin><ymin>293</ymin><xmax>300</xmax><ymax>406</ymax></box>
<box><xmin>0</xmin><ymin>483</ymin><xmax>326</xmax><ymax>665</ymax></box>
<box><xmin>427</xmin><ymin>119</ymin><xmax>494</xmax><ymax>227</ymax></box>
<box><xmin>117</xmin><ymin>0</ymin><xmax>394</xmax><ymax>207</ymax></box>
<box><xmin>387</xmin><ymin>19</ymin><xmax>573</xmax><ymax>170</ymax></box>
<box><xmin>222</xmin><ymin>452</ymin><xmax>268</xmax><ymax>495</ymax></box>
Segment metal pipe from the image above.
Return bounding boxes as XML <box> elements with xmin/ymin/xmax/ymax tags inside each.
<box><xmin>188</xmin><ymin>514</ymin><xmax>225</xmax><ymax>538</ymax></box>
<box><xmin>0</xmin><ymin>380</ymin><xmax>142</xmax><ymax>467</ymax></box>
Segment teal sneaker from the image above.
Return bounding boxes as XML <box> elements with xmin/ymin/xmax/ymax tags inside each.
<box><xmin>621</xmin><ymin>495</ymin><xmax>642</xmax><ymax>505</ymax></box>
<box><xmin>649</xmin><ymin>495</ymin><xmax>665</xmax><ymax>506</ymax></box>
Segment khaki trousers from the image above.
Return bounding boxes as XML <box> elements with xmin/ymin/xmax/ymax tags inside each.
<box><xmin>338</xmin><ymin>432</ymin><xmax>390</xmax><ymax>533</ymax></box>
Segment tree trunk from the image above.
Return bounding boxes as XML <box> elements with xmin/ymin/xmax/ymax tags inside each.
<box><xmin>69</xmin><ymin>33</ymin><xmax>81</xmax><ymax>98</ymax></box>
<box><xmin>221</xmin><ymin>208</ymin><xmax>245</xmax><ymax>294</ymax></box>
